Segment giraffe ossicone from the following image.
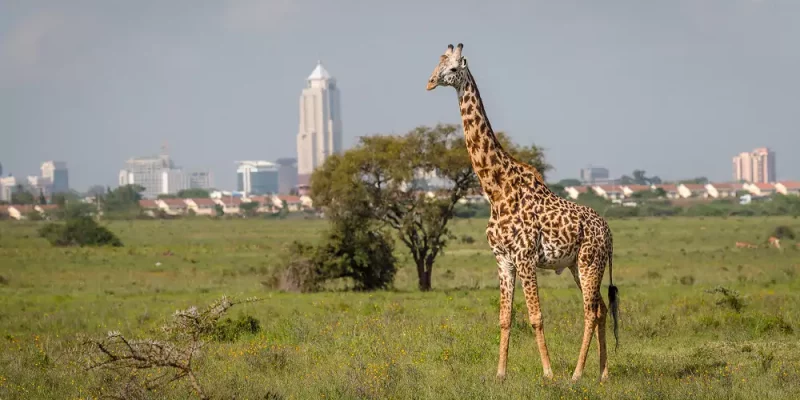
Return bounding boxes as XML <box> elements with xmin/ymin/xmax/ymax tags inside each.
<box><xmin>427</xmin><ymin>42</ymin><xmax>620</xmax><ymax>382</ymax></box>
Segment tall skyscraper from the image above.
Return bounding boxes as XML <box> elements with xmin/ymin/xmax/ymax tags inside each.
<box><xmin>733</xmin><ymin>147</ymin><xmax>776</xmax><ymax>183</ymax></box>
<box><xmin>297</xmin><ymin>61</ymin><xmax>342</xmax><ymax>185</ymax></box>
<box><xmin>41</xmin><ymin>161</ymin><xmax>69</xmax><ymax>193</ymax></box>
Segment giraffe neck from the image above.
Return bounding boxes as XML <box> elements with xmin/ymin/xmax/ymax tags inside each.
<box><xmin>457</xmin><ymin>70</ymin><xmax>513</xmax><ymax>200</ymax></box>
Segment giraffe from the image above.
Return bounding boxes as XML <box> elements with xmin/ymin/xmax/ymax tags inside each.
<box><xmin>426</xmin><ymin>43</ymin><xmax>619</xmax><ymax>382</ymax></box>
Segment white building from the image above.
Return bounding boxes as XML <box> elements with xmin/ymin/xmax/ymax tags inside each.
<box><xmin>186</xmin><ymin>171</ymin><xmax>213</xmax><ymax>190</ymax></box>
<box><xmin>41</xmin><ymin>161</ymin><xmax>69</xmax><ymax>193</ymax></box>
<box><xmin>297</xmin><ymin>61</ymin><xmax>343</xmax><ymax>185</ymax></box>
<box><xmin>236</xmin><ymin>161</ymin><xmax>278</xmax><ymax>195</ymax></box>
<box><xmin>118</xmin><ymin>146</ymin><xmax>191</xmax><ymax>199</ymax></box>
<box><xmin>0</xmin><ymin>176</ymin><xmax>17</xmax><ymax>202</ymax></box>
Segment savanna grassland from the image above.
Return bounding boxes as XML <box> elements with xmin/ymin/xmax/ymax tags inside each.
<box><xmin>1</xmin><ymin>217</ymin><xmax>799</xmax><ymax>399</ymax></box>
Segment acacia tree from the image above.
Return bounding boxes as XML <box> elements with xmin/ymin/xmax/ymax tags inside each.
<box><xmin>311</xmin><ymin>124</ymin><xmax>549</xmax><ymax>291</ymax></box>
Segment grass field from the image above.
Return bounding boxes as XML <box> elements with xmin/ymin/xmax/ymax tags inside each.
<box><xmin>1</xmin><ymin>217</ymin><xmax>799</xmax><ymax>399</ymax></box>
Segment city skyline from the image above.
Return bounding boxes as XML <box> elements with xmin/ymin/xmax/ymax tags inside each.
<box><xmin>2</xmin><ymin>1</ymin><xmax>799</xmax><ymax>190</ymax></box>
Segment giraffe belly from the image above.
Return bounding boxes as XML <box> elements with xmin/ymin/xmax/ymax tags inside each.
<box><xmin>538</xmin><ymin>243</ymin><xmax>577</xmax><ymax>275</ymax></box>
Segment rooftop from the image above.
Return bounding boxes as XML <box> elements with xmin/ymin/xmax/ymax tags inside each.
<box><xmin>307</xmin><ymin>61</ymin><xmax>332</xmax><ymax>81</ymax></box>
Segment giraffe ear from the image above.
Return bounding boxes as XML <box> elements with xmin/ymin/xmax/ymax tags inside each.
<box><xmin>460</xmin><ymin>57</ymin><xmax>468</xmax><ymax>69</ymax></box>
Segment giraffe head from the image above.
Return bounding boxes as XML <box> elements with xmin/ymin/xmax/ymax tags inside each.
<box><xmin>426</xmin><ymin>43</ymin><xmax>468</xmax><ymax>92</ymax></box>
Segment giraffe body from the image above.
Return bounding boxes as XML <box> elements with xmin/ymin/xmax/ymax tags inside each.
<box><xmin>427</xmin><ymin>43</ymin><xmax>619</xmax><ymax>382</ymax></box>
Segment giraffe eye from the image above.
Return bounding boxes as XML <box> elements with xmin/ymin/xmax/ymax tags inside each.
<box><xmin>450</xmin><ymin>67</ymin><xmax>457</xmax><ymax>72</ymax></box>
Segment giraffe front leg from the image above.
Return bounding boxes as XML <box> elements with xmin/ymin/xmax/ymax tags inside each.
<box><xmin>495</xmin><ymin>255</ymin><xmax>516</xmax><ymax>381</ymax></box>
<box><xmin>517</xmin><ymin>259</ymin><xmax>554</xmax><ymax>380</ymax></box>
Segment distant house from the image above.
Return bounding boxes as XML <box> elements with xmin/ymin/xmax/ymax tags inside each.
<box><xmin>35</xmin><ymin>204</ymin><xmax>60</xmax><ymax>219</ymax></box>
<box><xmin>653</xmin><ymin>184</ymin><xmax>680</xmax><ymax>199</ymax></box>
<box><xmin>299</xmin><ymin>195</ymin><xmax>313</xmax><ymax>209</ymax></box>
<box><xmin>745</xmin><ymin>182</ymin><xmax>776</xmax><ymax>196</ymax></box>
<box><xmin>7</xmin><ymin>205</ymin><xmax>36</xmax><ymax>220</ymax></box>
<box><xmin>705</xmin><ymin>183</ymin><xmax>739</xmax><ymax>198</ymax></box>
<box><xmin>185</xmin><ymin>198</ymin><xmax>217</xmax><ymax>215</ymax></box>
<box><xmin>157</xmin><ymin>198</ymin><xmax>188</xmax><ymax>215</ymax></box>
<box><xmin>564</xmin><ymin>186</ymin><xmax>590</xmax><ymax>200</ymax></box>
<box><xmin>775</xmin><ymin>181</ymin><xmax>800</xmax><ymax>196</ymax></box>
<box><xmin>677</xmin><ymin>184</ymin><xmax>707</xmax><ymax>198</ymax></box>
<box><xmin>592</xmin><ymin>185</ymin><xmax>624</xmax><ymax>201</ymax></box>
<box><xmin>139</xmin><ymin>199</ymin><xmax>159</xmax><ymax>210</ymax></box>
<box><xmin>274</xmin><ymin>195</ymin><xmax>303</xmax><ymax>212</ymax></box>
<box><xmin>214</xmin><ymin>196</ymin><xmax>242</xmax><ymax>214</ymax></box>
<box><xmin>458</xmin><ymin>194</ymin><xmax>488</xmax><ymax>204</ymax></box>
<box><xmin>244</xmin><ymin>196</ymin><xmax>275</xmax><ymax>213</ymax></box>
<box><xmin>622</xmin><ymin>185</ymin><xmax>652</xmax><ymax>198</ymax></box>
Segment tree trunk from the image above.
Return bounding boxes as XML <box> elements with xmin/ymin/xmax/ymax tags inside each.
<box><xmin>416</xmin><ymin>258</ymin><xmax>431</xmax><ymax>291</ymax></box>
<box><xmin>416</xmin><ymin>259</ymin><xmax>435</xmax><ymax>291</ymax></box>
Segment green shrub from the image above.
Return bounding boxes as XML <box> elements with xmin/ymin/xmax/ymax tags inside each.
<box><xmin>38</xmin><ymin>217</ymin><xmax>123</xmax><ymax>247</ymax></box>
<box><xmin>212</xmin><ymin>314</ymin><xmax>262</xmax><ymax>342</ymax></box>
<box><xmin>773</xmin><ymin>225</ymin><xmax>796</xmax><ymax>240</ymax></box>
<box><xmin>273</xmin><ymin>213</ymin><xmax>397</xmax><ymax>292</ymax></box>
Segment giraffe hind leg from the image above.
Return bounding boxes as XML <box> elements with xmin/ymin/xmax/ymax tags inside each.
<box><xmin>571</xmin><ymin>251</ymin><xmax>606</xmax><ymax>381</ymax></box>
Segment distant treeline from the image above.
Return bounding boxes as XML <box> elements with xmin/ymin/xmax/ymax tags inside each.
<box><xmin>454</xmin><ymin>193</ymin><xmax>800</xmax><ymax>219</ymax></box>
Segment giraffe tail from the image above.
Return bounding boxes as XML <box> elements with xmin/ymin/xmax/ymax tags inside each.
<box><xmin>608</xmin><ymin>251</ymin><xmax>620</xmax><ymax>352</ymax></box>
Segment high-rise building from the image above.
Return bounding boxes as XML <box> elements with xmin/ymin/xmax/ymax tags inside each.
<box><xmin>580</xmin><ymin>166</ymin><xmax>610</xmax><ymax>184</ymax></box>
<box><xmin>733</xmin><ymin>147</ymin><xmax>776</xmax><ymax>183</ymax></box>
<box><xmin>118</xmin><ymin>145</ymin><xmax>196</xmax><ymax>198</ymax></box>
<box><xmin>186</xmin><ymin>171</ymin><xmax>213</xmax><ymax>190</ymax></box>
<box><xmin>297</xmin><ymin>61</ymin><xmax>342</xmax><ymax>185</ymax></box>
<box><xmin>41</xmin><ymin>161</ymin><xmax>69</xmax><ymax>193</ymax></box>
<box><xmin>0</xmin><ymin>176</ymin><xmax>16</xmax><ymax>202</ymax></box>
<box><xmin>276</xmin><ymin>158</ymin><xmax>298</xmax><ymax>194</ymax></box>
<box><xmin>236</xmin><ymin>161</ymin><xmax>279</xmax><ymax>195</ymax></box>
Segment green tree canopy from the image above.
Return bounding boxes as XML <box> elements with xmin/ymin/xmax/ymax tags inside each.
<box><xmin>178</xmin><ymin>188</ymin><xmax>211</xmax><ymax>198</ymax></box>
<box><xmin>102</xmin><ymin>185</ymin><xmax>144</xmax><ymax>218</ymax></box>
<box><xmin>311</xmin><ymin>123</ymin><xmax>550</xmax><ymax>291</ymax></box>
<box><xmin>558</xmin><ymin>178</ymin><xmax>582</xmax><ymax>187</ymax></box>
<box><xmin>11</xmin><ymin>184</ymin><xmax>35</xmax><ymax>205</ymax></box>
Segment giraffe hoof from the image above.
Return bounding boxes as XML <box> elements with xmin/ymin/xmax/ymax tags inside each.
<box><xmin>570</xmin><ymin>374</ymin><xmax>582</xmax><ymax>383</ymax></box>
<box><xmin>599</xmin><ymin>373</ymin><xmax>609</xmax><ymax>383</ymax></box>
<box><xmin>495</xmin><ymin>372</ymin><xmax>507</xmax><ymax>383</ymax></box>
<box><xmin>543</xmin><ymin>370</ymin><xmax>554</xmax><ymax>380</ymax></box>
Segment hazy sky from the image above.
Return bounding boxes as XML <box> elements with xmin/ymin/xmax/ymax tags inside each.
<box><xmin>2</xmin><ymin>0</ymin><xmax>798</xmax><ymax>191</ymax></box>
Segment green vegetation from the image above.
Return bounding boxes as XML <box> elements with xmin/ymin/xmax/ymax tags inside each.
<box><xmin>37</xmin><ymin>216</ymin><xmax>123</xmax><ymax>247</ymax></box>
<box><xmin>10</xmin><ymin>184</ymin><xmax>34</xmax><ymax>205</ymax></box>
<box><xmin>454</xmin><ymin>193</ymin><xmax>800</xmax><ymax>219</ymax></box>
<box><xmin>311</xmin><ymin>123</ymin><xmax>549</xmax><ymax>290</ymax></box>
<box><xmin>1</xmin><ymin>217</ymin><xmax>799</xmax><ymax>399</ymax></box>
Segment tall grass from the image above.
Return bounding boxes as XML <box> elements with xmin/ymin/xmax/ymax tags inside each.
<box><xmin>1</xmin><ymin>217</ymin><xmax>799</xmax><ymax>399</ymax></box>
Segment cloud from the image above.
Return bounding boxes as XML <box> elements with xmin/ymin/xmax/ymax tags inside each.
<box><xmin>221</xmin><ymin>0</ymin><xmax>298</xmax><ymax>33</ymax></box>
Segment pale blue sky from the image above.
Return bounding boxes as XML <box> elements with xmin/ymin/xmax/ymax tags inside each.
<box><xmin>1</xmin><ymin>0</ymin><xmax>798</xmax><ymax>190</ymax></box>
